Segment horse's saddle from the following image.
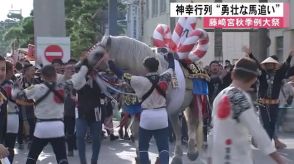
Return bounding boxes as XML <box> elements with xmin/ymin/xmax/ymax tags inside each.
<box><xmin>180</xmin><ymin>62</ymin><xmax>210</xmax><ymax>90</ymax></box>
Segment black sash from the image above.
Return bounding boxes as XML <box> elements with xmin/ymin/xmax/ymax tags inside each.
<box><xmin>35</xmin><ymin>82</ymin><xmax>64</xmax><ymax>105</ymax></box>
<box><xmin>141</xmin><ymin>76</ymin><xmax>166</xmax><ymax>103</ymax></box>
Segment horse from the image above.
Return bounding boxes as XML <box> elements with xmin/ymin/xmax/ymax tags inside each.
<box><xmin>86</xmin><ymin>35</ymin><xmax>205</xmax><ymax>164</ymax></box>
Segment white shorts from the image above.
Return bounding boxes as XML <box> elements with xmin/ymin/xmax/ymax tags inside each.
<box><xmin>140</xmin><ymin>108</ymin><xmax>168</xmax><ymax>130</ymax></box>
<box><xmin>34</xmin><ymin>121</ymin><xmax>65</xmax><ymax>138</ymax></box>
<box><xmin>7</xmin><ymin>114</ymin><xmax>19</xmax><ymax>133</ymax></box>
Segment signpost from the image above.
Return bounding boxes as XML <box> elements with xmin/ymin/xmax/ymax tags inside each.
<box><xmin>36</xmin><ymin>37</ymin><xmax>70</xmax><ymax>66</ymax></box>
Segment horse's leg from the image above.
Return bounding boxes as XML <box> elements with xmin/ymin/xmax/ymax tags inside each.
<box><xmin>196</xmin><ymin>96</ymin><xmax>204</xmax><ymax>151</ymax></box>
<box><xmin>170</xmin><ymin>112</ymin><xmax>183</xmax><ymax>164</ymax></box>
<box><xmin>130</xmin><ymin>115</ymin><xmax>140</xmax><ymax>164</ymax></box>
<box><xmin>184</xmin><ymin>95</ymin><xmax>202</xmax><ymax>161</ymax></box>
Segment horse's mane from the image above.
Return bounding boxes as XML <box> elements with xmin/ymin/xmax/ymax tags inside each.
<box><xmin>99</xmin><ymin>36</ymin><xmax>167</xmax><ymax>75</ymax></box>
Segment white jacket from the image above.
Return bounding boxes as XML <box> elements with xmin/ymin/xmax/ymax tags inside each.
<box><xmin>208</xmin><ymin>86</ymin><xmax>275</xmax><ymax>164</ymax></box>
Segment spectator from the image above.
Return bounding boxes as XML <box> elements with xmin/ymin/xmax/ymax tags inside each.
<box><xmin>52</xmin><ymin>59</ymin><xmax>64</xmax><ymax>74</ymax></box>
<box><xmin>64</xmin><ymin>59</ymin><xmax>78</xmax><ymax>157</ymax></box>
<box><xmin>75</xmin><ymin>61</ymin><xmax>103</xmax><ymax>164</ymax></box>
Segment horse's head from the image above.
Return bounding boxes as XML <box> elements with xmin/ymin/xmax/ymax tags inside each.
<box><xmin>86</xmin><ymin>36</ymin><xmax>111</xmax><ymax>69</ymax></box>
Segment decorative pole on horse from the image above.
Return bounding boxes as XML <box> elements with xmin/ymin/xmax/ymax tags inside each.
<box><xmin>153</xmin><ymin>17</ymin><xmax>211</xmax><ymax>151</ymax></box>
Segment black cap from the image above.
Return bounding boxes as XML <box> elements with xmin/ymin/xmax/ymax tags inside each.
<box><xmin>23</xmin><ymin>63</ymin><xmax>33</xmax><ymax>70</ymax></box>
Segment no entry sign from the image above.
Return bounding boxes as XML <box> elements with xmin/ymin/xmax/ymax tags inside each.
<box><xmin>36</xmin><ymin>37</ymin><xmax>70</xmax><ymax>66</ymax></box>
<box><xmin>44</xmin><ymin>45</ymin><xmax>64</xmax><ymax>62</ymax></box>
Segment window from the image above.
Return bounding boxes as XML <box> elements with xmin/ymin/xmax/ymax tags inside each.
<box><xmin>152</xmin><ymin>0</ymin><xmax>158</xmax><ymax>17</ymax></box>
<box><xmin>276</xmin><ymin>36</ymin><xmax>283</xmax><ymax>60</ymax></box>
<box><xmin>145</xmin><ymin>0</ymin><xmax>149</xmax><ymax>19</ymax></box>
<box><xmin>160</xmin><ymin>0</ymin><xmax>166</xmax><ymax>13</ymax></box>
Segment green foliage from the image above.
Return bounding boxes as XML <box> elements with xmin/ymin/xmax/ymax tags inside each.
<box><xmin>0</xmin><ymin>0</ymin><xmax>127</xmax><ymax>58</ymax></box>
<box><xmin>0</xmin><ymin>10</ymin><xmax>34</xmax><ymax>56</ymax></box>
<box><xmin>66</xmin><ymin>0</ymin><xmax>127</xmax><ymax>59</ymax></box>
<box><xmin>65</xmin><ymin>0</ymin><xmax>108</xmax><ymax>58</ymax></box>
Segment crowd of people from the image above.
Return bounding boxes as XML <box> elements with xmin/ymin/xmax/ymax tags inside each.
<box><xmin>0</xmin><ymin>46</ymin><xmax>293</xmax><ymax>164</ymax></box>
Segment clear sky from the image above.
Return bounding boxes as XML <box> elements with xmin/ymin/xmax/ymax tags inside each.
<box><xmin>0</xmin><ymin>0</ymin><xmax>33</xmax><ymax>21</ymax></box>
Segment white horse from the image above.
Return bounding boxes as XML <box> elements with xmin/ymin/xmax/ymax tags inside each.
<box><xmin>87</xmin><ymin>36</ymin><xmax>204</xmax><ymax>164</ymax></box>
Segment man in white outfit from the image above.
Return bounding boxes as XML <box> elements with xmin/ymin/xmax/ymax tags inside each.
<box><xmin>12</xmin><ymin>64</ymin><xmax>89</xmax><ymax>164</ymax></box>
<box><xmin>208</xmin><ymin>57</ymin><xmax>286</xmax><ymax>164</ymax></box>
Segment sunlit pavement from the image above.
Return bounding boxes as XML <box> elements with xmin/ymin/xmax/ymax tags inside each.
<box><xmin>11</xmin><ymin>132</ymin><xmax>293</xmax><ymax>164</ymax></box>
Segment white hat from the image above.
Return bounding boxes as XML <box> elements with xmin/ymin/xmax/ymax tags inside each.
<box><xmin>261</xmin><ymin>57</ymin><xmax>279</xmax><ymax>65</ymax></box>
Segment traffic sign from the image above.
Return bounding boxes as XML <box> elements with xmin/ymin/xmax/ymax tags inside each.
<box><xmin>36</xmin><ymin>37</ymin><xmax>70</xmax><ymax>66</ymax></box>
<box><xmin>44</xmin><ymin>45</ymin><xmax>64</xmax><ymax>62</ymax></box>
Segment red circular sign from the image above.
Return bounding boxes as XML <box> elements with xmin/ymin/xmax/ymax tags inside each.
<box><xmin>44</xmin><ymin>45</ymin><xmax>64</xmax><ymax>62</ymax></box>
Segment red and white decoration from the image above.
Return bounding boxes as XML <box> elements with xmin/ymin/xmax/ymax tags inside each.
<box><xmin>36</xmin><ymin>37</ymin><xmax>70</xmax><ymax>66</ymax></box>
<box><xmin>152</xmin><ymin>17</ymin><xmax>209</xmax><ymax>63</ymax></box>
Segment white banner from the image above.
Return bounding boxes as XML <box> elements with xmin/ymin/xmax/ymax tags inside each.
<box><xmin>36</xmin><ymin>37</ymin><xmax>70</xmax><ymax>66</ymax></box>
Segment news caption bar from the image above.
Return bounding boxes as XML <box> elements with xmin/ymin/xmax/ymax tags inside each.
<box><xmin>170</xmin><ymin>3</ymin><xmax>289</xmax><ymax>29</ymax></box>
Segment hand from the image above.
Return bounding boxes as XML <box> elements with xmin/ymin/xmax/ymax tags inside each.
<box><xmin>242</xmin><ymin>46</ymin><xmax>251</xmax><ymax>55</ymax></box>
<box><xmin>64</xmin><ymin>65</ymin><xmax>75</xmax><ymax>79</ymax></box>
<box><xmin>0</xmin><ymin>144</ymin><xmax>9</xmax><ymax>159</ymax></box>
<box><xmin>14</xmin><ymin>78</ymin><xmax>22</xmax><ymax>89</ymax></box>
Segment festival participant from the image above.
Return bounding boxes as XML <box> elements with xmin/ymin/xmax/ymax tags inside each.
<box><xmin>52</xmin><ymin>59</ymin><xmax>64</xmax><ymax>74</ymax></box>
<box><xmin>208</xmin><ymin>61</ymin><xmax>224</xmax><ymax>104</ymax></box>
<box><xmin>244</xmin><ymin>47</ymin><xmax>294</xmax><ymax>148</ymax></box>
<box><xmin>108</xmin><ymin>53</ymin><xmax>175</xmax><ymax>164</ymax></box>
<box><xmin>12</xmin><ymin>63</ymin><xmax>89</xmax><ymax>164</ymax></box>
<box><xmin>119</xmin><ymin>86</ymin><xmax>141</xmax><ymax>141</ymax></box>
<box><xmin>64</xmin><ymin>59</ymin><xmax>78</xmax><ymax>157</ymax></box>
<box><xmin>208</xmin><ymin>57</ymin><xmax>286</xmax><ymax>164</ymax></box>
<box><xmin>275</xmin><ymin>67</ymin><xmax>294</xmax><ymax>149</ymax></box>
<box><xmin>75</xmin><ymin>63</ymin><xmax>104</xmax><ymax>164</ymax></box>
<box><xmin>101</xmin><ymin>95</ymin><xmax>119</xmax><ymax>141</ymax></box>
<box><xmin>17</xmin><ymin>63</ymin><xmax>41</xmax><ymax>149</ymax></box>
<box><xmin>0</xmin><ymin>56</ymin><xmax>8</xmax><ymax>145</ymax></box>
<box><xmin>2</xmin><ymin>61</ymin><xmax>19</xmax><ymax>163</ymax></box>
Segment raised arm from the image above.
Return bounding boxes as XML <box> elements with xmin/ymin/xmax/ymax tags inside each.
<box><xmin>242</xmin><ymin>46</ymin><xmax>262</xmax><ymax>70</ymax></box>
<box><xmin>278</xmin><ymin>51</ymin><xmax>294</xmax><ymax>76</ymax></box>
<box><xmin>62</xmin><ymin>65</ymin><xmax>89</xmax><ymax>94</ymax></box>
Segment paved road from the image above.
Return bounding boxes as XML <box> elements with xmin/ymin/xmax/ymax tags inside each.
<box><xmin>12</xmin><ymin>132</ymin><xmax>294</xmax><ymax>164</ymax></box>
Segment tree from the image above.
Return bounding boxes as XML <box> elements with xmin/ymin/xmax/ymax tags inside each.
<box><xmin>0</xmin><ymin>19</ymin><xmax>18</xmax><ymax>55</ymax></box>
<box><xmin>0</xmin><ymin>11</ymin><xmax>34</xmax><ymax>56</ymax></box>
<box><xmin>65</xmin><ymin>0</ymin><xmax>127</xmax><ymax>58</ymax></box>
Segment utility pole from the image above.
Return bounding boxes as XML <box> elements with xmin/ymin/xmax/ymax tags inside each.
<box><xmin>170</xmin><ymin>0</ymin><xmax>176</xmax><ymax>31</ymax></box>
<box><xmin>108</xmin><ymin>0</ymin><xmax>118</xmax><ymax>35</ymax></box>
<box><xmin>34</xmin><ymin>0</ymin><xmax>66</xmax><ymax>38</ymax></box>
<box><xmin>214</xmin><ymin>0</ymin><xmax>223</xmax><ymax>62</ymax></box>
<box><xmin>34</xmin><ymin>0</ymin><xmax>66</xmax><ymax>65</ymax></box>
<box><xmin>250</xmin><ymin>0</ymin><xmax>269</xmax><ymax>61</ymax></box>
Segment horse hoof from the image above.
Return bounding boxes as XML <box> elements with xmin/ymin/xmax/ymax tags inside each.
<box><xmin>171</xmin><ymin>156</ymin><xmax>182</xmax><ymax>164</ymax></box>
<box><xmin>155</xmin><ymin>157</ymin><xmax>160</xmax><ymax>164</ymax></box>
<box><xmin>187</xmin><ymin>152</ymin><xmax>199</xmax><ymax>161</ymax></box>
<box><xmin>135</xmin><ymin>157</ymin><xmax>140</xmax><ymax>164</ymax></box>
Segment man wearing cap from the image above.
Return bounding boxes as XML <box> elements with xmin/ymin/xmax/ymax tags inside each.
<box><xmin>208</xmin><ymin>57</ymin><xmax>286</xmax><ymax>164</ymax></box>
<box><xmin>244</xmin><ymin>47</ymin><xmax>294</xmax><ymax>148</ymax></box>
<box><xmin>17</xmin><ymin>63</ymin><xmax>41</xmax><ymax>149</ymax></box>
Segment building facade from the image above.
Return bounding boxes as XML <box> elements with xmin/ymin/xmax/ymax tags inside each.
<box><xmin>126</xmin><ymin>0</ymin><xmax>142</xmax><ymax>40</ymax></box>
<box><xmin>128</xmin><ymin>0</ymin><xmax>293</xmax><ymax>66</ymax></box>
<box><xmin>268</xmin><ymin>0</ymin><xmax>294</xmax><ymax>62</ymax></box>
